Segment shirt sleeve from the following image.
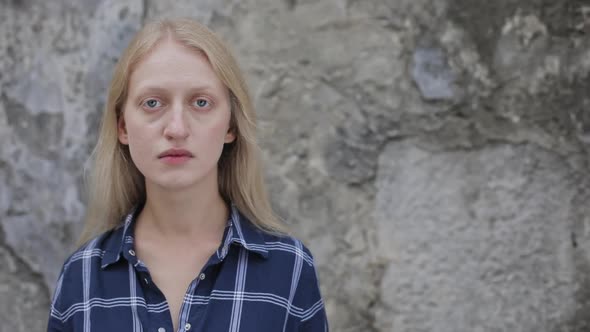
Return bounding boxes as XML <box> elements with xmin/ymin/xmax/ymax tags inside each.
<box><xmin>46</xmin><ymin>262</ymin><xmax>71</xmax><ymax>332</ymax></box>
<box><xmin>47</xmin><ymin>315</ymin><xmax>66</xmax><ymax>332</ymax></box>
<box><xmin>293</xmin><ymin>246</ymin><xmax>329</xmax><ymax>332</ymax></box>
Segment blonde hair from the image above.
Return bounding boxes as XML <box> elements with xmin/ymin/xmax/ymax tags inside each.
<box><xmin>78</xmin><ymin>18</ymin><xmax>287</xmax><ymax>245</ymax></box>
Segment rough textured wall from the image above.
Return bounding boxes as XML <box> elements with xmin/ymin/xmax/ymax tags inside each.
<box><xmin>1</xmin><ymin>0</ymin><xmax>589</xmax><ymax>331</ymax></box>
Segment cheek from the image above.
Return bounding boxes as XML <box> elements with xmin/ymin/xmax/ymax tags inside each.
<box><xmin>212</xmin><ymin>119</ymin><xmax>230</xmax><ymax>139</ymax></box>
<box><xmin>199</xmin><ymin>111</ymin><xmax>231</xmax><ymax>142</ymax></box>
<box><xmin>124</xmin><ymin>119</ymin><xmax>155</xmax><ymax>166</ymax></box>
<box><xmin>126</xmin><ymin>123</ymin><xmax>147</xmax><ymax>147</ymax></box>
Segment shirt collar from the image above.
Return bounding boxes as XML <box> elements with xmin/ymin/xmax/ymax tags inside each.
<box><xmin>100</xmin><ymin>204</ymin><xmax>140</xmax><ymax>269</ymax></box>
<box><xmin>220</xmin><ymin>204</ymin><xmax>269</xmax><ymax>259</ymax></box>
<box><xmin>101</xmin><ymin>202</ymin><xmax>268</xmax><ymax>269</ymax></box>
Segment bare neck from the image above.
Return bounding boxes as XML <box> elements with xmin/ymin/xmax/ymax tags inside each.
<box><xmin>138</xmin><ymin>178</ymin><xmax>229</xmax><ymax>243</ymax></box>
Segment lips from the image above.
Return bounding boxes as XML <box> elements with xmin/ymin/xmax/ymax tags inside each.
<box><xmin>158</xmin><ymin>148</ymin><xmax>193</xmax><ymax>158</ymax></box>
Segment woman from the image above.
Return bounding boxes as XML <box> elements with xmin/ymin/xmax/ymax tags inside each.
<box><xmin>48</xmin><ymin>18</ymin><xmax>328</xmax><ymax>332</ymax></box>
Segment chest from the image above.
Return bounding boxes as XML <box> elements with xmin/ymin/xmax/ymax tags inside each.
<box><xmin>68</xmin><ymin>248</ymin><xmax>304</xmax><ymax>332</ymax></box>
<box><xmin>144</xmin><ymin>247</ymin><xmax>213</xmax><ymax>326</ymax></box>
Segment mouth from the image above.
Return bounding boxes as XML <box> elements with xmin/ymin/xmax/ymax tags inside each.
<box><xmin>158</xmin><ymin>149</ymin><xmax>194</xmax><ymax>159</ymax></box>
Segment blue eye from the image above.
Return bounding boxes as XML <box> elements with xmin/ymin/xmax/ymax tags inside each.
<box><xmin>143</xmin><ymin>99</ymin><xmax>161</xmax><ymax>108</ymax></box>
<box><xmin>194</xmin><ymin>99</ymin><xmax>209</xmax><ymax>108</ymax></box>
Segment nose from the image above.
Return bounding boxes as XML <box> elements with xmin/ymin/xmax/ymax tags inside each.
<box><xmin>163</xmin><ymin>103</ymin><xmax>189</xmax><ymax>140</ymax></box>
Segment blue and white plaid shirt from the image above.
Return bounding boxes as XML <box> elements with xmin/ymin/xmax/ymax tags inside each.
<box><xmin>47</xmin><ymin>204</ymin><xmax>328</xmax><ymax>332</ymax></box>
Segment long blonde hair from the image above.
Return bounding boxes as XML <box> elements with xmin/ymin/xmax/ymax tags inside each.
<box><xmin>78</xmin><ymin>18</ymin><xmax>287</xmax><ymax>245</ymax></box>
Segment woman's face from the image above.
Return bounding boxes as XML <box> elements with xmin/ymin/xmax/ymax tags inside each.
<box><xmin>118</xmin><ymin>38</ymin><xmax>235</xmax><ymax>190</ymax></box>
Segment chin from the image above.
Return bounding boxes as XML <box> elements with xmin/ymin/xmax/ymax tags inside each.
<box><xmin>156</xmin><ymin>178</ymin><xmax>200</xmax><ymax>190</ymax></box>
<box><xmin>149</xmin><ymin>172</ymin><xmax>213</xmax><ymax>191</ymax></box>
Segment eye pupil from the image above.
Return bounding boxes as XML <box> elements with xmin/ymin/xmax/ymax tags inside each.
<box><xmin>147</xmin><ymin>100</ymin><xmax>157</xmax><ymax>107</ymax></box>
<box><xmin>197</xmin><ymin>99</ymin><xmax>207</xmax><ymax>107</ymax></box>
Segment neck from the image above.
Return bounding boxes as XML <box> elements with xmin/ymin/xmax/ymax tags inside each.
<box><xmin>139</xmin><ymin>174</ymin><xmax>229</xmax><ymax>240</ymax></box>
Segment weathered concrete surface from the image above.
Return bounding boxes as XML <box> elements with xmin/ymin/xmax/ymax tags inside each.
<box><xmin>0</xmin><ymin>241</ymin><xmax>49</xmax><ymax>332</ymax></box>
<box><xmin>1</xmin><ymin>0</ymin><xmax>590</xmax><ymax>331</ymax></box>
<box><xmin>374</xmin><ymin>142</ymin><xmax>583</xmax><ymax>331</ymax></box>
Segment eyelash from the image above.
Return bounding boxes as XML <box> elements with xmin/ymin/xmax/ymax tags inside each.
<box><xmin>142</xmin><ymin>99</ymin><xmax>162</xmax><ymax>109</ymax></box>
<box><xmin>192</xmin><ymin>98</ymin><xmax>212</xmax><ymax>109</ymax></box>
<box><xmin>140</xmin><ymin>97</ymin><xmax>213</xmax><ymax>111</ymax></box>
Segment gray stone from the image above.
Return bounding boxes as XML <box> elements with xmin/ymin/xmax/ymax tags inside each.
<box><xmin>1</xmin><ymin>151</ymin><xmax>84</xmax><ymax>290</ymax></box>
<box><xmin>84</xmin><ymin>0</ymin><xmax>144</xmax><ymax>103</ymax></box>
<box><xmin>3</xmin><ymin>94</ymin><xmax>64</xmax><ymax>159</ymax></box>
<box><xmin>412</xmin><ymin>47</ymin><xmax>456</xmax><ymax>101</ymax></box>
<box><xmin>6</xmin><ymin>55</ymin><xmax>64</xmax><ymax>116</ymax></box>
<box><xmin>145</xmin><ymin>0</ymin><xmax>236</xmax><ymax>25</ymax></box>
<box><xmin>323</xmin><ymin>137</ymin><xmax>380</xmax><ymax>185</ymax></box>
<box><xmin>0</xmin><ymin>245</ymin><xmax>50</xmax><ymax>332</ymax></box>
<box><xmin>374</xmin><ymin>141</ymin><xmax>583</xmax><ymax>331</ymax></box>
<box><xmin>1</xmin><ymin>0</ymin><xmax>590</xmax><ymax>331</ymax></box>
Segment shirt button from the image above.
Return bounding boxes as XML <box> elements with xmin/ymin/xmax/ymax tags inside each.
<box><xmin>128</xmin><ymin>249</ymin><xmax>136</xmax><ymax>256</ymax></box>
<box><xmin>184</xmin><ymin>323</ymin><xmax>192</xmax><ymax>330</ymax></box>
<box><xmin>199</xmin><ymin>273</ymin><xmax>206</xmax><ymax>280</ymax></box>
<box><xmin>158</xmin><ymin>328</ymin><xmax>166</xmax><ymax>332</ymax></box>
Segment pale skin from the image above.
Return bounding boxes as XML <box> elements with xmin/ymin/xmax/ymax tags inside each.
<box><xmin>118</xmin><ymin>36</ymin><xmax>236</xmax><ymax>331</ymax></box>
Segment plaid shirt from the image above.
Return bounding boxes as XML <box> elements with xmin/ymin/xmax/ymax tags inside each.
<box><xmin>47</xmin><ymin>204</ymin><xmax>328</xmax><ymax>332</ymax></box>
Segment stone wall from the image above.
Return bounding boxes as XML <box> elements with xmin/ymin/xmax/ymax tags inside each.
<box><xmin>1</xmin><ymin>0</ymin><xmax>589</xmax><ymax>331</ymax></box>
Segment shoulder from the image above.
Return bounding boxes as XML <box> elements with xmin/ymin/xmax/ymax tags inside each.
<box><xmin>259</xmin><ymin>231</ymin><xmax>317</xmax><ymax>268</ymax></box>
<box><xmin>60</xmin><ymin>227</ymin><xmax>120</xmax><ymax>274</ymax></box>
<box><xmin>253</xmin><ymin>231</ymin><xmax>323</xmax><ymax>299</ymax></box>
<box><xmin>258</xmin><ymin>232</ymin><xmax>328</xmax><ymax>325</ymax></box>
<box><xmin>48</xmin><ymin>228</ymin><xmax>120</xmax><ymax>323</ymax></box>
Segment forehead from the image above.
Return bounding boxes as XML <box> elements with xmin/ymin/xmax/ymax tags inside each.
<box><xmin>127</xmin><ymin>38</ymin><xmax>225</xmax><ymax>94</ymax></box>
